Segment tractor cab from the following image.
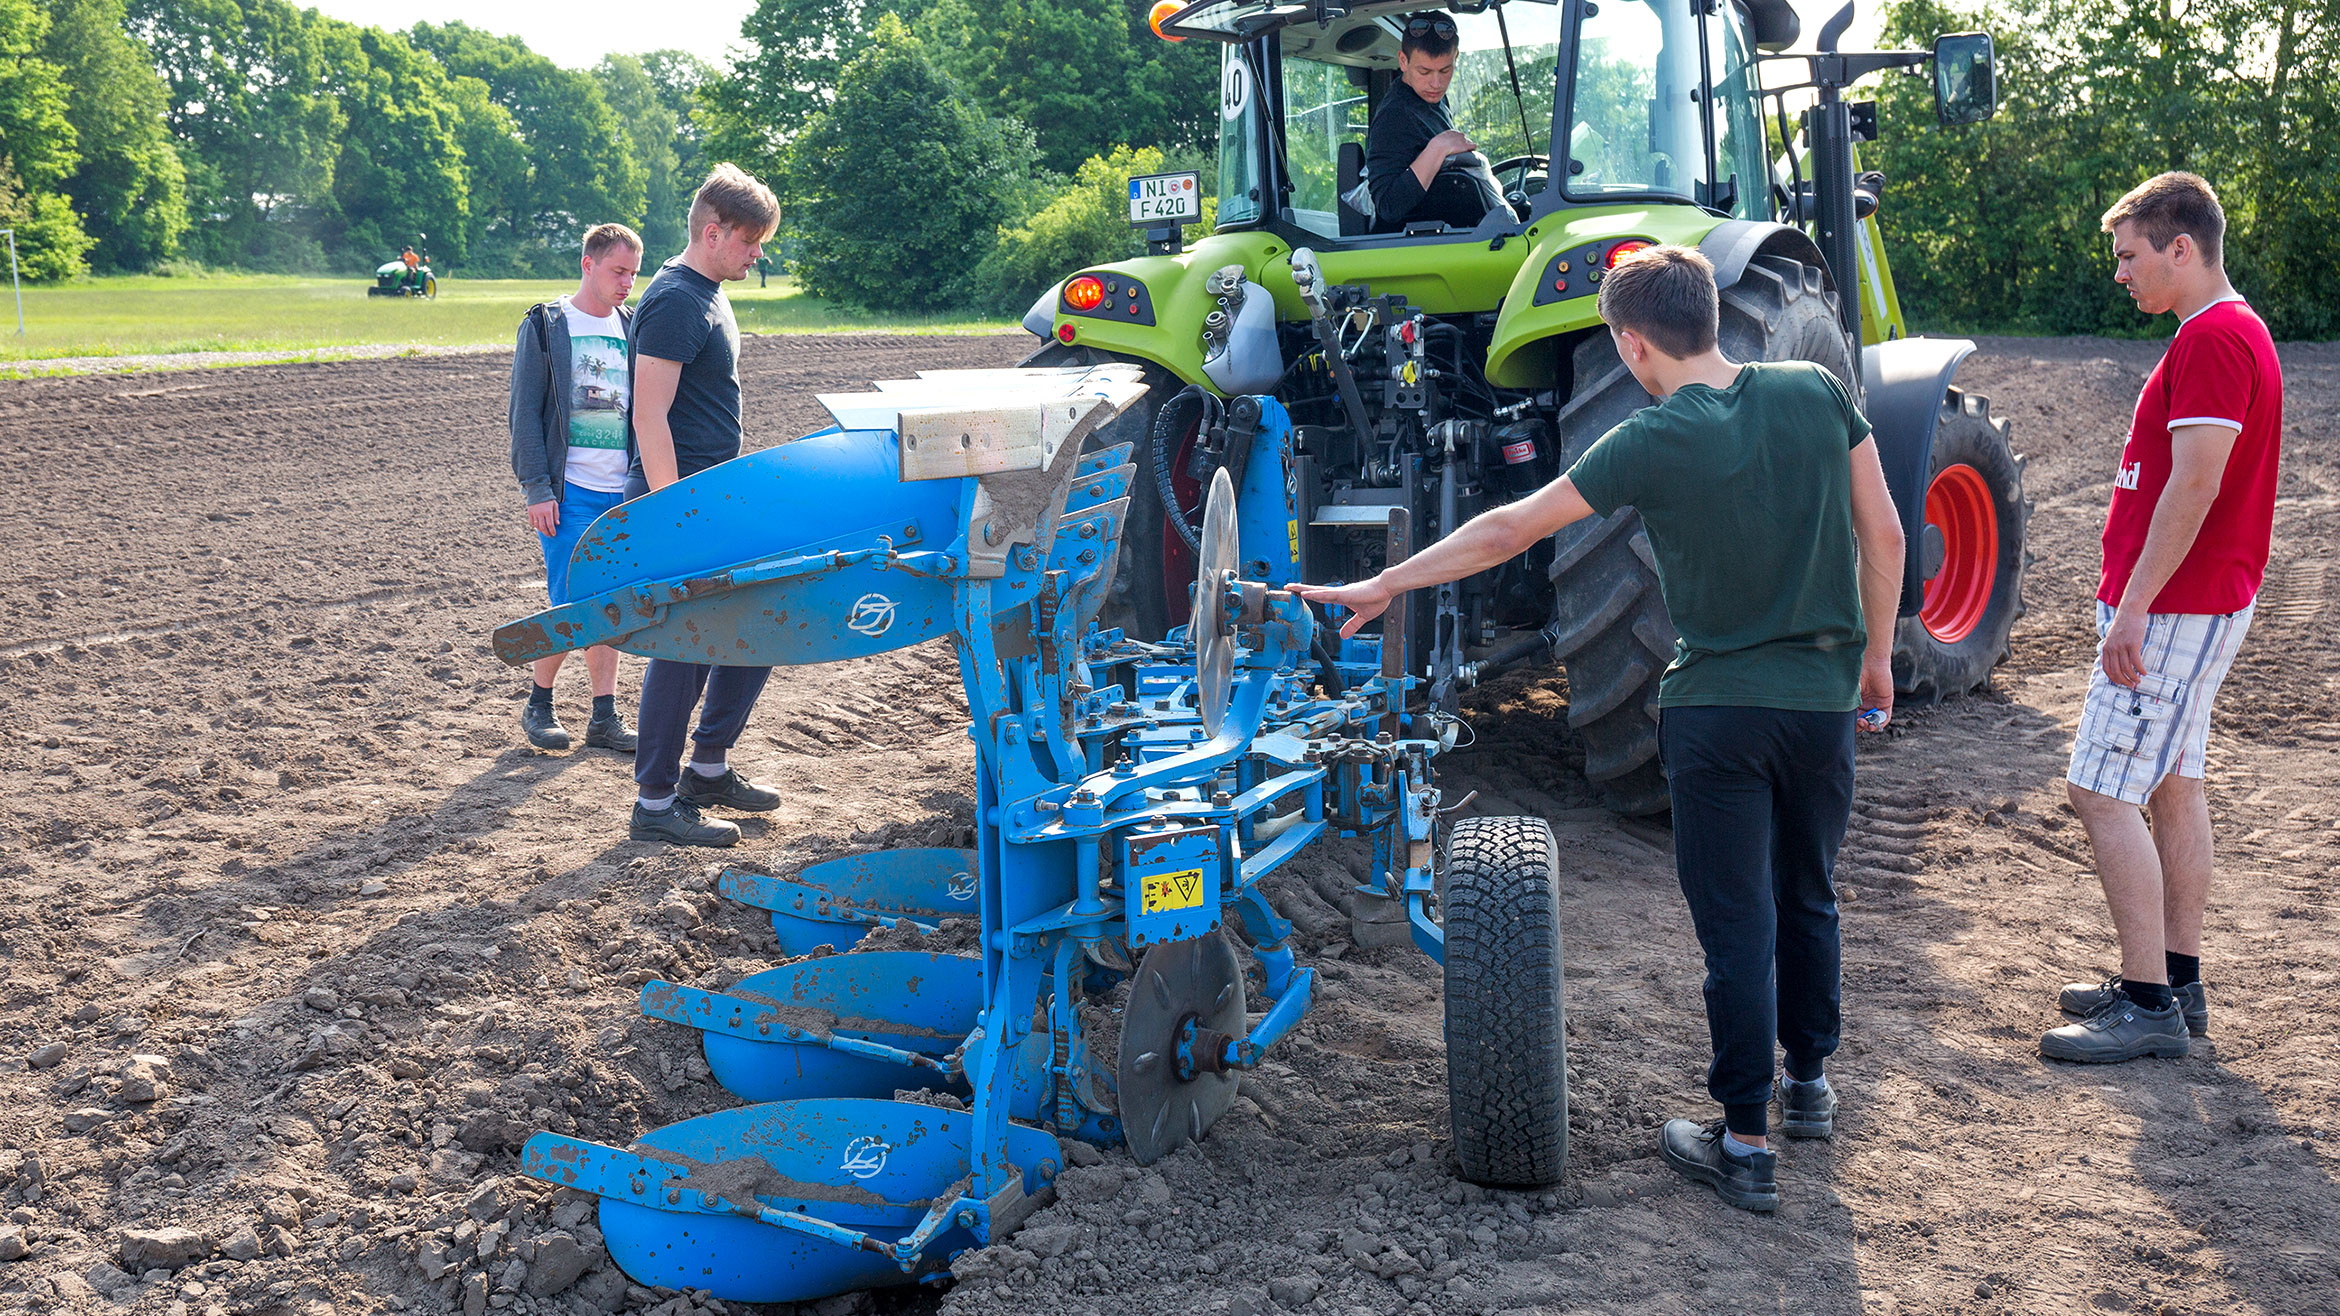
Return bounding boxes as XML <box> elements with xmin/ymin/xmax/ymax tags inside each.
<box><xmin>1168</xmin><ymin>0</ymin><xmax>1790</xmax><ymax>249</ymax></box>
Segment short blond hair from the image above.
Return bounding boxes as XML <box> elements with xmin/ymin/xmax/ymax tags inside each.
<box><xmin>2102</xmin><ymin>172</ymin><xmax>2224</xmax><ymax>268</ymax></box>
<box><xmin>686</xmin><ymin>163</ymin><xmax>780</xmax><ymax>243</ymax></box>
<box><xmin>582</xmin><ymin>223</ymin><xmax>642</xmax><ymax>260</ymax></box>
<box><xmin>1597</xmin><ymin>245</ymin><xmax>1718</xmax><ymax>359</ymax></box>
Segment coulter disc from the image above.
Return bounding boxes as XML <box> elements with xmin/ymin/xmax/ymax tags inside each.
<box><xmin>1115</xmin><ymin>934</ymin><xmax>1246</xmax><ymax>1164</ymax></box>
<box><xmin>1194</xmin><ymin>466</ymin><xmax>1239</xmax><ymax>736</ymax></box>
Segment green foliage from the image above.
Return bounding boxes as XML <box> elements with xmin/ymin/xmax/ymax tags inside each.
<box><xmin>914</xmin><ymin>0</ymin><xmax>1216</xmax><ymax>175</ymax></box>
<box><xmin>975</xmin><ymin>145</ymin><xmax>1218</xmax><ymax>315</ymax></box>
<box><xmin>785</xmin><ymin>16</ymin><xmax>1035</xmax><ymax>311</ymax></box>
<box><xmin>315</xmin><ymin>21</ymin><xmax>469</xmax><ymax>266</ymax></box>
<box><xmin>410</xmin><ymin>22</ymin><xmax>645</xmax><ymax>271</ymax></box>
<box><xmin>0</xmin><ymin>0</ymin><xmax>95</xmax><ymax>278</ymax></box>
<box><xmin>598</xmin><ymin>51</ymin><xmax>714</xmax><ymax>257</ymax></box>
<box><xmin>39</xmin><ymin>0</ymin><xmax>187</xmax><ymax>272</ymax></box>
<box><xmin>1871</xmin><ymin>0</ymin><xmax>2340</xmax><ymax>339</ymax></box>
<box><xmin>133</xmin><ymin>0</ymin><xmax>345</xmax><ymax>268</ymax></box>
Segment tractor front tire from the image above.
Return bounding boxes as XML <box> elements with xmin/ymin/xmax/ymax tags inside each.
<box><xmin>1443</xmin><ymin>815</ymin><xmax>1568</xmax><ymax>1187</ymax></box>
<box><xmin>1893</xmin><ymin>388</ymin><xmax>2028</xmax><ymax>702</ymax></box>
<box><xmin>1545</xmin><ymin>254</ymin><xmax>1852</xmax><ymax>816</ymax></box>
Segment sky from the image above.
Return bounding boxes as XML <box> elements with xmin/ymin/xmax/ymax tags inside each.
<box><xmin>300</xmin><ymin>0</ymin><xmax>1887</xmax><ymax>73</ymax></box>
<box><xmin>300</xmin><ymin>0</ymin><xmax>759</xmax><ymax>69</ymax></box>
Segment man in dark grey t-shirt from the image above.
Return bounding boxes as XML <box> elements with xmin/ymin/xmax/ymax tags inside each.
<box><xmin>625</xmin><ymin>164</ymin><xmax>784</xmax><ymax>848</ymax></box>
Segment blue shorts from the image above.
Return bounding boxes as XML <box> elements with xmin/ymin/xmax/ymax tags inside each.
<box><xmin>538</xmin><ymin>484</ymin><xmax>628</xmax><ymax>605</ymax></box>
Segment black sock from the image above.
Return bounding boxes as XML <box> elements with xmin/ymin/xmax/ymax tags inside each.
<box><xmin>1783</xmin><ymin>1056</ymin><xmax>1825</xmax><ymax>1084</ymax></box>
<box><xmin>592</xmin><ymin>694</ymin><xmax>616</xmax><ymax>719</ymax></box>
<box><xmin>2166</xmin><ymin>952</ymin><xmax>2200</xmax><ymax>989</ymax></box>
<box><xmin>2121</xmin><ymin>978</ymin><xmax>2175</xmax><ymax>1011</ymax></box>
<box><xmin>528</xmin><ymin>682</ymin><xmax>554</xmax><ymax>710</ymax></box>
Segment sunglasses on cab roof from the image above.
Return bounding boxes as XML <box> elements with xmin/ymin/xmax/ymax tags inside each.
<box><xmin>1405</xmin><ymin>14</ymin><xmax>1459</xmax><ymax>37</ymax></box>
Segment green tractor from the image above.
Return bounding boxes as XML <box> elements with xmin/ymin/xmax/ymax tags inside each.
<box><xmin>1024</xmin><ymin>0</ymin><xmax>2023</xmax><ymax>815</ymax></box>
<box><xmin>369</xmin><ymin>250</ymin><xmax>438</xmax><ymax>299</ymax></box>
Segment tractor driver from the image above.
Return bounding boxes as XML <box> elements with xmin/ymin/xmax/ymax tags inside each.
<box><xmin>1362</xmin><ymin>12</ymin><xmax>1505</xmax><ymax>234</ymax></box>
<box><xmin>401</xmin><ymin>245</ymin><xmax>420</xmax><ymax>288</ymax></box>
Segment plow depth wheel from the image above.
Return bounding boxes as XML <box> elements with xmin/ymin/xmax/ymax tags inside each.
<box><xmin>1442</xmin><ymin>816</ymin><xmax>1568</xmax><ymax>1187</ymax></box>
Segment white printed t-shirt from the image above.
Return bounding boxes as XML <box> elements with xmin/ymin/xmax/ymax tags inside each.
<box><xmin>561</xmin><ymin>296</ymin><xmax>632</xmax><ymax>494</ymax></box>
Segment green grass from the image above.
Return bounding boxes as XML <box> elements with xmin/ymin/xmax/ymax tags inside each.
<box><xmin>0</xmin><ymin>271</ymin><xmax>1013</xmax><ymax>364</ymax></box>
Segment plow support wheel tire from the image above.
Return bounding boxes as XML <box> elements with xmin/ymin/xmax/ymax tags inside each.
<box><xmin>1443</xmin><ymin>815</ymin><xmax>1568</xmax><ymax>1187</ymax></box>
<box><xmin>1893</xmin><ymin>388</ymin><xmax>2028</xmax><ymax>702</ymax></box>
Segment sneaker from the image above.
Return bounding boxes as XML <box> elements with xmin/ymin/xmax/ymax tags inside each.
<box><xmin>1778</xmin><ymin>1074</ymin><xmax>1837</xmax><ymax>1139</ymax></box>
<box><xmin>678</xmin><ymin>766</ymin><xmax>780</xmax><ymax>812</ymax></box>
<box><xmin>2060</xmin><ymin>974</ymin><xmax>2207</xmax><ymax>1037</ymax></box>
<box><xmin>584</xmin><ymin>712</ymin><xmax>638</xmax><ymax>753</ymax></box>
<box><xmin>1658</xmin><ymin>1118</ymin><xmax>1778</xmax><ymax>1213</ymax></box>
<box><xmin>521</xmin><ymin>702</ymin><xmax>570</xmax><ymax>751</ymax></box>
<box><xmin>2039</xmin><ymin>995</ymin><xmax>2189</xmax><ymax>1063</ymax></box>
<box><xmin>629</xmin><ymin>798</ymin><xmax>739</xmax><ymax>848</ymax></box>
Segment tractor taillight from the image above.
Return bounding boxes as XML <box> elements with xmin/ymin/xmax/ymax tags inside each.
<box><xmin>1605</xmin><ymin>240</ymin><xmax>1653</xmax><ymax>268</ymax></box>
<box><xmin>1065</xmin><ymin>275</ymin><xmax>1105</xmax><ymax>311</ymax></box>
<box><xmin>1150</xmin><ymin>0</ymin><xmax>1186</xmax><ymax>40</ymax></box>
<box><xmin>1057</xmin><ymin>323</ymin><xmax>1078</xmax><ymax>344</ymax></box>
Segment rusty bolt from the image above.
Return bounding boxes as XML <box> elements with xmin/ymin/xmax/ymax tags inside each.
<box><xmin>1212</xmin><ymin>790</ymin><xmax>1233</xmax><ymax>807</ymax></box>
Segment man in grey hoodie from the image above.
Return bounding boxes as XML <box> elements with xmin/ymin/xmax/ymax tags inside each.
<box><xmin>508</xmin><ymin>223</ymin><xmax>644</xmax><ymax>752</ymax></box>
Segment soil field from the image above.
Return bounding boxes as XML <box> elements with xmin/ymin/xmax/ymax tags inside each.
<box><xmin>0</xmin><ymin>331</ymin><xmax>2335</xmax><ymax>1316</ymax></box>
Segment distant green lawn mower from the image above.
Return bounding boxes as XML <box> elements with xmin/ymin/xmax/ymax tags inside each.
<box><xmin>369</xmin><ymin>256</ymin><xmax>437</xmax><ymax>299</ymax></box>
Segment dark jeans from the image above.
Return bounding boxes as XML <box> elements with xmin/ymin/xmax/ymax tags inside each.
<box><xmin>1659</xmin><ymin>705</ymin><xmax>1856</xmax><ymax>1139</ymax></box>
<box><xmin>634</xmin><ymin>660</ymin><xmax>772</xmax><ymax>797</ymax></box>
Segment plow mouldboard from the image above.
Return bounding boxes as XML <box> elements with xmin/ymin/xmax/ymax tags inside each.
<box><xmin>509</xmin><ymin>428</ymin><xmax>963</xmax><ymax>667</ymax></box>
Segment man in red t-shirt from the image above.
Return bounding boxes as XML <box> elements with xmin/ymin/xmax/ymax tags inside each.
<box><xmin>2043</xmin><ymin>173</ymin><xmax>2283</xmax><ymax>1065</ymax></box>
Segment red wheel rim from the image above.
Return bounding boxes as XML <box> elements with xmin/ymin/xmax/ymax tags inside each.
<box><xmin>1919</xmin><ymin>462</ymin><xmax>1999</xmax><ymax>644</ymax></box>
<box><xmin>1161</xmin><ymin>419</ymin><xmax>1202</xmax><ymax>626</ymax></box>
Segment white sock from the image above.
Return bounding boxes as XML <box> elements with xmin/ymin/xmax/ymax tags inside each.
<box><xmin>687</xmin><ymin>759</ymin><xmax>728</xmax><ymax>778</ymax></box>
<box><xmin>638</xmin><ymin>792</ymin><xmax>677</xmax><ymax>811</ymax></box>
<box><xmin>1722</xmin><ymin>1130</ymin><xmax>1765</xmax><ymax>1158</ymax></box>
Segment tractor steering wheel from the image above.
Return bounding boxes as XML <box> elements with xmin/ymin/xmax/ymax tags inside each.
<box><xmin>1489</xmin><ymin>154</ymin><xmax>1549</xmax><ymax>218</ymax></box>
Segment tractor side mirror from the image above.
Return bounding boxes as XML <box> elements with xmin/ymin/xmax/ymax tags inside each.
<box><xmin>1932</xmin><ymin>32</ymin><xmax>1997</xmax><ymax>126</ymax></box>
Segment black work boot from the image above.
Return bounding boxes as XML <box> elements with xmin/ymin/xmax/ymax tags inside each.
<box><xmin>521</xmin><ymin>700</ymin><xmax>571</xmax><ymax>751</ymax></box>
<box><xmin>678</xmin><ymin>765</ymin><xmax>780</xmax><ymax>812</ymax></box>
<box><xmin>584</xmin><ymin>710</ymin><xmax>638</xmax><ymax>753</ymax></box>
<box><xmin>1778</xmin><ymin>1074</ymin><xmax>1837</xmax><ymax>1139</ymax></box>
<box><xmin>1658</xmin><ymin>1119</ymin><xmax>1778</xmax><ymax>1213</ymax></box>
<box><xmin>629</xmin><ymin>798</ymin><xmax>739</xmax><ymax>848</ymax></box>
<box><xmin>2039</xmin><ymin>995</ymin><xmax>2189</xmax><ymax>1063</ymax></box>
<box><xmin>2060</xmin><ymin>974</ymin><xmax>2208</xmax><ymax>1037</ymax></box>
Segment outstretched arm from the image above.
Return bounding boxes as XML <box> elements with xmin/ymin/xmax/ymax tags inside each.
<box><xmin>1293</xmin><ymin>477</ymin><xmax>1597</xmax><ymax>638</ymax></box>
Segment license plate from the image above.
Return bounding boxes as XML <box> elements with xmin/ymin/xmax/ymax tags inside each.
<box><xmin>1129</xmin><ymin>171</ymin><xmax>1202</xmax><ymax>225</ymax></box>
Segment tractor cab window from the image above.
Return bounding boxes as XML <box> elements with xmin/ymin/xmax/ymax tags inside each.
<box><xmin>1564</xmin><ymin>0</ymin><xmax>1709</xmax><ymax>202</ymax></box>
<box><xmin>1706</xmin><ymin>2</ymin><xmax>1773</xmax><ymax>219</ymax></box>
<box><xmin>1233</xmin><ymin>5</ymin><xmax>1562</xmax><ymax>241</ymax></box>
<box><xmin>1217</xmin><ymin>45</ymin><xmax>1269</xmax><ymax>229</ymax></box>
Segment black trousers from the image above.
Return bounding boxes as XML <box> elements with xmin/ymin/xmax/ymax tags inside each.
<box><xmin>633</xmin><ymin>660</ymin><xmax>772</xmax><ymax>797</ymax></box>
<box><xmin>1658</xmin><ymin>705</ymin><xmax>1856</xmax><ymax>1138</ymax></box>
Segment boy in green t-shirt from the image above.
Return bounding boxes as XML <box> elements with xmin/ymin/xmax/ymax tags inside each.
<box><xmin>1295</xmin><ymin>245</ymin><xmax>1907</xmax><ymax>1212</ymax></box>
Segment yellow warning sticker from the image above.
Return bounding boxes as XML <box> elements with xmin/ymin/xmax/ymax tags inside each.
<box><xmin>1140</xmin><ymin>867</ymin><xmax>1209</xmax><ymax>915</ymax></box>
<box><xmin>1287</xmin><ymin>518</ymin><xmax>1301</xmax><ymax>562</ymax></box>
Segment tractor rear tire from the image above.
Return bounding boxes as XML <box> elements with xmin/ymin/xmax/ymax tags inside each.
<box><xmin>1544</xmin><ymin>254</ymin><xmax>1852</xmax><ymax>816</ymax></box>
<box><xmin>1019</xmin><ymin>344</ymin><xmax>1189</xmax><ymax>639</ymax></box>
<box><xmin>1443</xmin><ymin>815</ymin><xmax>1568</xmax><ymax>1187</ymax></box>
<box><xmin>1892</xmin><ymin>388</ymin><xmax>2028</xmax><ymax>702</ymax></box>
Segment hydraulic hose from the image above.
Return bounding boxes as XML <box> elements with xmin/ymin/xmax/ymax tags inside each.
<box><xmin>1152</xmin><ymin>385</ymin><xmax>1215</xmax><ymax>554</ymax></box>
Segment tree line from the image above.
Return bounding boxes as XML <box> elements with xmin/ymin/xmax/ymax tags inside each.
<box><xmin>6</xmin><ymin>0</ymin><xmax>2337</xmax><ymax>340</ymax></box>
<box><xmin>1870</xmin><ymin>0</ymin><xmax>2340</xmax><ymax>339</ymax></box>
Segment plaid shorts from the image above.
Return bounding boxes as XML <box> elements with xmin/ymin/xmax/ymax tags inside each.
<box><xmin>2066</xmin><ymin>600</ymin><xmax>2255</xmax><ymax>804</ymax></box>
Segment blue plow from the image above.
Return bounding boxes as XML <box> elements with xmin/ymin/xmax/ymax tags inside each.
<box><xmin>493</xmin><ymin>364</ymin><xmax>1565</xmax><ymax>1304</ymax></box>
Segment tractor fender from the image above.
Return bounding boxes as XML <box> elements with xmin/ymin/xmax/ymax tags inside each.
<box><xmin>1862</xmin><ymin>335</ymin><xmax>1978</xmax><ymax>616</ymax></box>
<box><xmin>1696</xmin><ymin>220</ymin><xmax>1835</xmax><ymax>297</ymax></box>
<box><xmin>1202</xmin><ymin>280</ymin><xmax>1282</xmax><ymax>396</ymax></box>
<box><xmin>1022</xmin><ymin>281</ymin><xmax>1063</xmax><ymax>338</ymax></box>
